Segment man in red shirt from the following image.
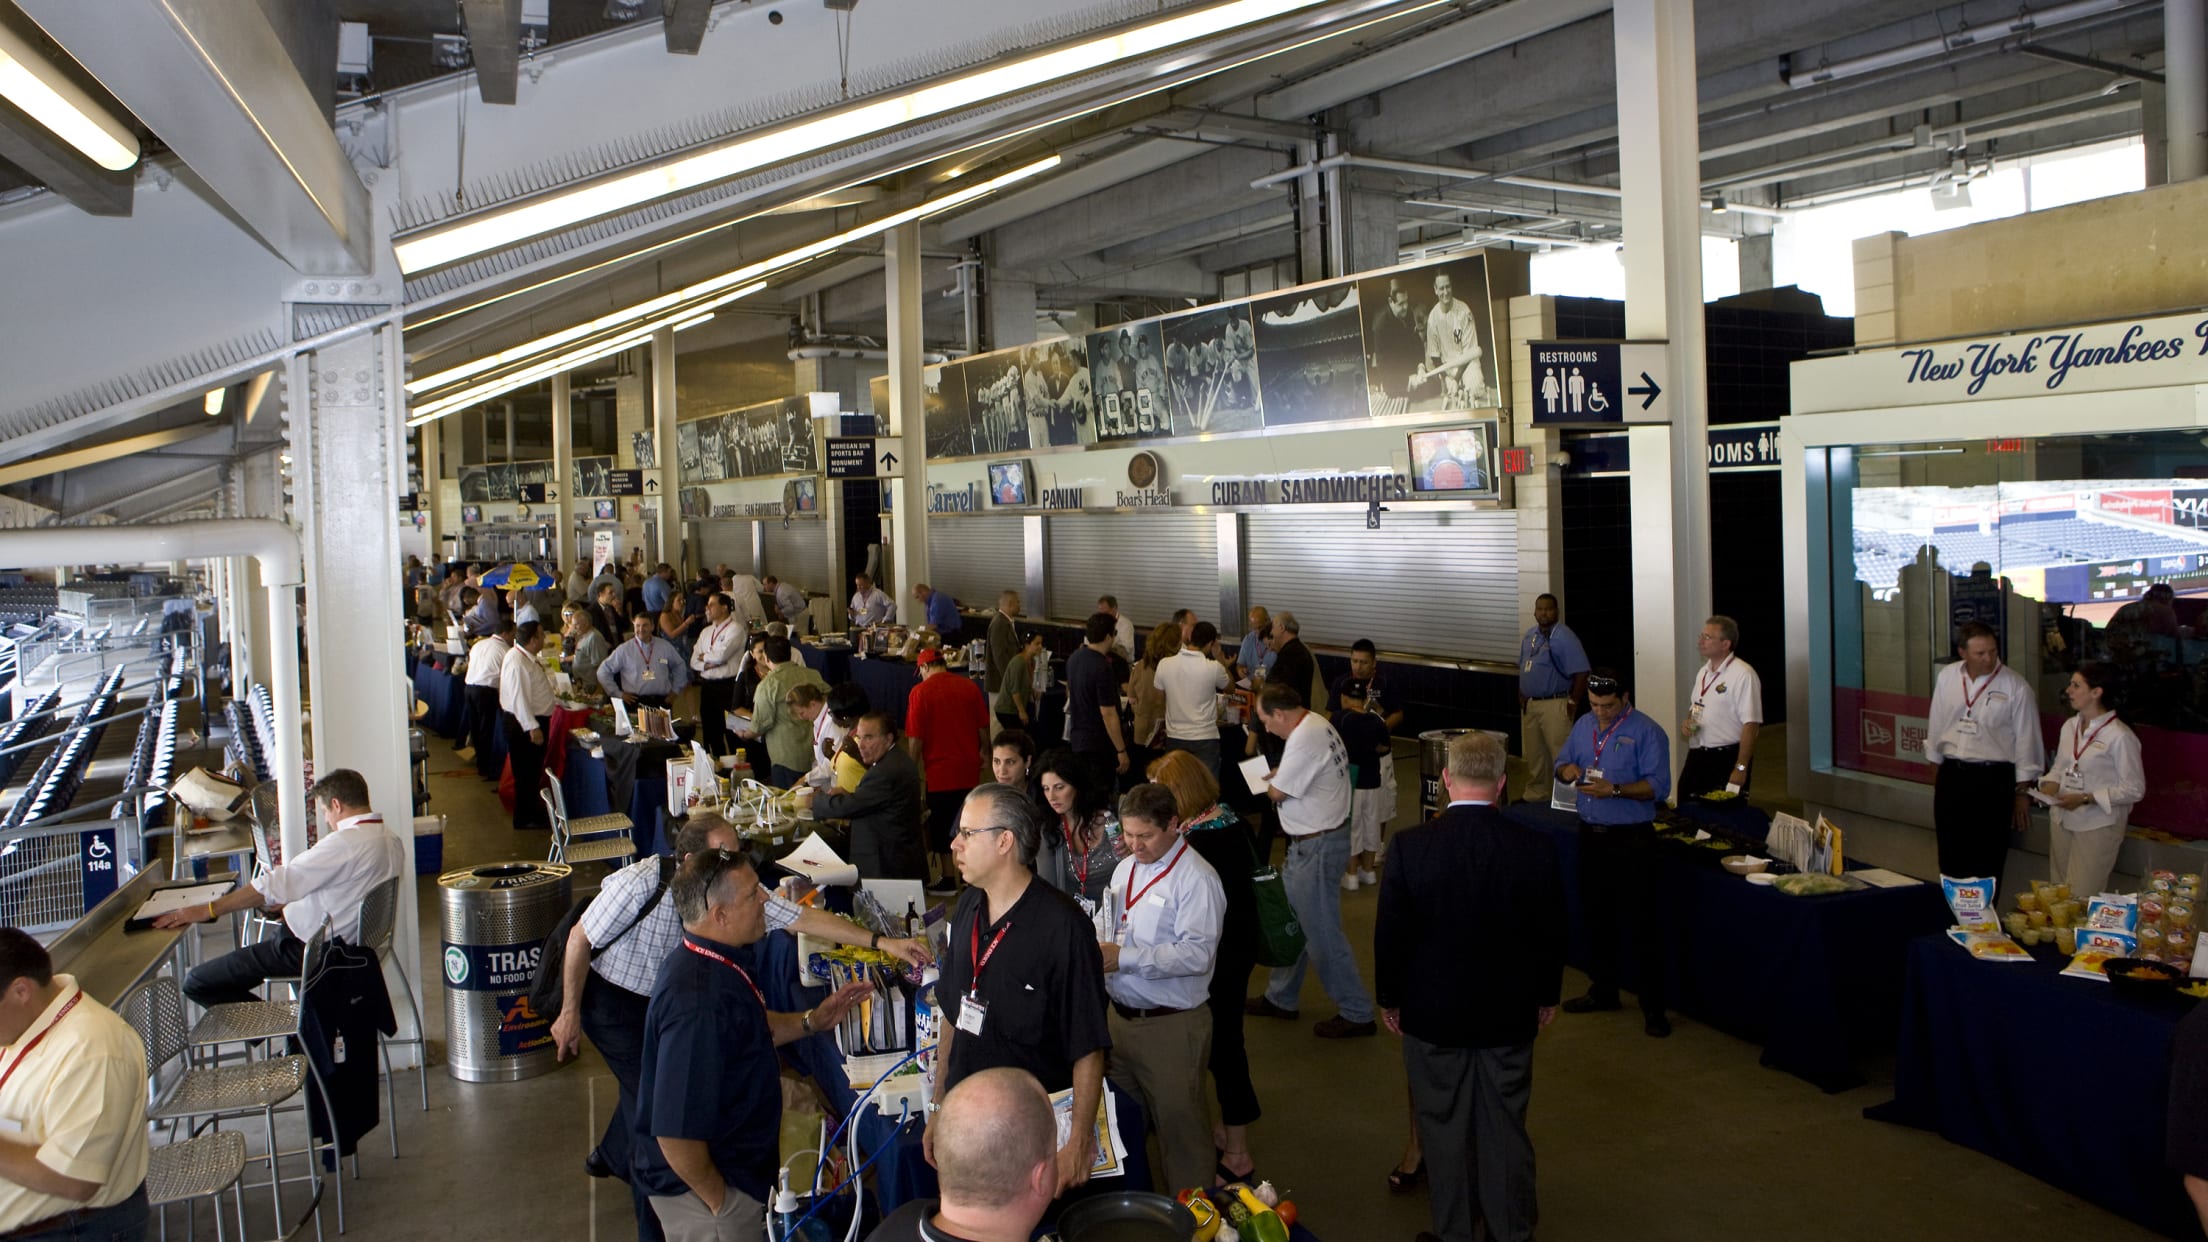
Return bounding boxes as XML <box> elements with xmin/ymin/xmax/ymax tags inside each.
<box><xmin>905</xmin><ymin>648</ymin><xmax>991</xmax><ymax>894</ymax></box>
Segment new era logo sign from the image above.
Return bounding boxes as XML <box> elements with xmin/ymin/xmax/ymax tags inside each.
<box><xmin>1861</xmin><ymin>713</ymin><xmax>1897</xmax><ymax>758</ymax></box>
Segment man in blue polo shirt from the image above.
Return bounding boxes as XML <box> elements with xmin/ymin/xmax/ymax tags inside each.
<box><xmin>914</xmin><ymin>582</ymin><xmax>961</xmax><ymax>645</ymax></box>
<box><xmin>634</xmin><ymin>849</ymin><xmax>866</xmax><ymax>1241</ymax></box>
<box><xmin>1517</xmin><ymin>593</ymin><xmax>1590</xmax><ymax>804</ymax></box>
<box><xmin>1552</xmin><ymin>667</ymin><xmax>1675</xmax><ymax>1038</ymax></box>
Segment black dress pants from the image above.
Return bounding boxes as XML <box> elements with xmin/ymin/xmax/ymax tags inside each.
<box><xmin>1577</xmin><ymin>821</ymin><xmax>1666</xmax><ymax>1016</ymax></box>
<box><xmin>698</xmin><ymin>677</ymin><xmax>735</xmax><ymax>756</ymax></box>
<box><xmin>508</xmin><ymin>716</ymin><xmax>548</xmax><ymax>830</ymax></box>
<box><xmin>579</xmin><ymin>973</ymin><xmax>664</xmax><ymax>1242</ymax></box>
<box><xmin>184</xmin><ymin>931</ymin><xmax>306</xmax><ymax>1008</ymax></box>
<box><xmin>465</xmin><ymin>684</ymin><xmax>501</xmax><ymax>777</ymax></box>
<box><xmin>1676</xmin><ymin>743</ymin><xmax>1747</xmax><ymax>800</ymax></box>
<box><xmin>1934</xmin><ymin>759</ymin><xmax>2018</xmax><ymax>881</ymax></box>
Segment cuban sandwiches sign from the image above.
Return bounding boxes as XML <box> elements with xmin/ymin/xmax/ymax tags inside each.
<box><xmin>1794</xmin><ymin>310</ymin><xmax>2208</xmax><ymax>414</ymax></box>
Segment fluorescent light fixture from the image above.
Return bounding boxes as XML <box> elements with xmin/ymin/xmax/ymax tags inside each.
<box><xmin>393</xmin><ymin>0</ymin><xmax>1328</xmax><ymax>272</ymax></box>
<box><xmin>406</xmin><ymin>298</ymin><xmax>740</xmax><ymax>427</ymax></box>
<box><xmin>202</xmin><ymin>388</ymin><xmax>226</xmax><ymax>416</ymax></box>
<box><xmin>0</xmin><ymin>23</ymin><xmax>139</xmax><ymax>172</ymax></box>
<box><xmin>406</xmin><ymin>155</ymin><xmax>1058</xmax><ymax>396</ymax></box>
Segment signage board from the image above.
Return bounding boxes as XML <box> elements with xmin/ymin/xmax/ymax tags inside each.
<box><xmin>1793</xmin><ymin>309</ymin><xmax>2208</xmax><ymax>414</ymax></box>
<box><xmin>825</xmin><ymin>437</ymin><xmax>877</xmax><ymax>479</ymax></box>
<box><xmin>518</xmin><ymin>483</ymin><xmax>546</xmax><ymax>503</ymax></box>
<box><xmin>607</xmin><ymin>469</ymin><xmax>643</xmax><ymax>497</ymax></box>
<box><xmin>1528</xmin><ymin>341</ymin><xmax>1668</xmax><ymax>425</ymax></box>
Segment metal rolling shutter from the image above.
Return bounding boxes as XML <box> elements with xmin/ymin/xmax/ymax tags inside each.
<box><xmin>760</xmin><ymin>520</ymin><xmax>828</xmax><ymax>595</ymax></box>
<box><xmin>925</xmin><ymin>519</ymin><xmax>1024</xmax><ymax>613</ymax></box>
<box><xmin>1243</xmin><ymin>510</ymin><xmax>1518</xmax><ymax>662</ymax></box>
<box><xmin>1046</xmin><ymin>513</ymin><xmax>1219</xmax><ymax>631</ymax></box>
<box><xmin>694</xmin><ymin>519</ymin><xmax>756</xmax><ymax>577</ymax></box>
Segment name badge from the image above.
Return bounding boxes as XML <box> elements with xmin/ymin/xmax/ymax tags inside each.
<box><xmin>2060</xmin><ymin>766</ymin><xmax>2087</xmax><ymax>792</ymax></box>
<box><xmin>1953</xmin><ymin>719</ymin><xmax>1980</xmax><ymax>737</ymax></box>
<box><xmin>1524</xmin><ymin>659</ymin><xmax>1535</xmax><ymax>672</ymax></box>
<box><xmin>956</xmin><ymin>994</ymin><xmax>988</xmax><ymax>1036</ymax></box>
<box><xmin>1584</xmin><ymin>767</ymin><xmax>1605</xmax><ymax>783</ymax></box>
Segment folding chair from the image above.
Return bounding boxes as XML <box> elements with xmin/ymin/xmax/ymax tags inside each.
<box><xmin>542</xmin><ymin>777</ymin><xmax>635</xmax><ymax>866</ymax></box>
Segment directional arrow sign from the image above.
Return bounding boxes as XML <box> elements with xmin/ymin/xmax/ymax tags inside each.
<box><xmin>825</xmin><ymin>437</ymin><xmax>877</xmax><ymax>479</ymax></box>
<box><xmin>645</xmin><ymin>478</ymin><xmax>660</xmax><ymax>493</ymax></box>
<box><xmin>1527</xmin><ymin>341</ymin><xmax>1671</xmax><ymax>425</ymax></box>
<box><xmin>879</xmin><ymin>450</ymin><xmax>900</xmax><ymax>471</ymax></box>
<box><xmin>518</xmin><ymin>483</ymin><xmax>546</xmax><ymax>503</ymax></box>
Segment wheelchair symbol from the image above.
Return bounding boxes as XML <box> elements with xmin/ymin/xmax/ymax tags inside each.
<box><xmin>1585</xmin><ymin>384</ymin><xmax>1610</xmax><ymax>414</ymax></box>
<box><xmin>87</xmin><ymin>837</ymin><xmax>112</xmax><ymax>860</ymax></box>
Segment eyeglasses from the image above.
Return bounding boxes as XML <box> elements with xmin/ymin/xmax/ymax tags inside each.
<box><xmin>1586</xmin><ymin>677</ymin><xmax>1622</xmax><ymax>695</ymax></box>
<box><xmin>952</xmin><ymin>826</ymin><xmax>1011</xmax><ymax>843</ymax></box>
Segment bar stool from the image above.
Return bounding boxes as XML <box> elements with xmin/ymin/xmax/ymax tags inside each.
<box><xmin>146</xmin><ymin>1131</ymin><xmax>248</xmax><ymax>1242</ymax></box>
<box><xmin>354</xmin><ymin>874</ymin><xmax>430</xmax><ymax>1139</ymax></box>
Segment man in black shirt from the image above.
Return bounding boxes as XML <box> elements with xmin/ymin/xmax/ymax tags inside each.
<box><xmin>864</xmin><ymin>1068</ymin><xmax>1056</xmax><ymax>1242</ymax></box>
<box><xmin>1265</xmin><ymin>612</ymin><xmax>1317</xmax><ymax>711</ymax></box>
<box><xmin>929</xmin><ymin>783</ymin><xmax>1110</xmax><ymax>1195</ymax></box>
<box><xmin>1065</xmin><ymin>613</ymin><xmax>1128</xmax><ymax>783</ymax></box>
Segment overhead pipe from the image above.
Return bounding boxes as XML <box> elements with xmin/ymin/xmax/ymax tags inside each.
<box><xmin>1252</xmin><ymin>152</ymin><xmax>1791</xmax><ymax>220</ymax></box>
<box><xmin>787</xmin><ymin>345</ymin><xmax>954</xmax><ymax>364</ymax></box>
<box><xmin>0</xmin><ymin>519</ymin><xmax>308</xmax><ymax>860</ymax></box>
<box><xmin>1783</xmin><ymin>0</ymin><xmax>2150</xmax><ymax>88</ymax></box>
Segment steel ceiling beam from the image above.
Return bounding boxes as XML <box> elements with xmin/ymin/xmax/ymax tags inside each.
<box><xmin>462</xmin><ymin>0</ymin><xmax>523</xmax><ymax>105</ymax></box>
<box><xmin>0</xmin><ymin>423</ymin><xmax>223</xmax><ymax>489</ymax></box>
<box><xmin>0</xmin><ymin>95</ymin><xmax>133</xmax><ymax>216</ymax></box>
<box><xmin>16</xmin><ymin>0</ymin><xmax>374</xmax><ymax>273</ymax></box>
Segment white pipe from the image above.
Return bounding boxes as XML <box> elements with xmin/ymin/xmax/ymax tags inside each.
<box><xmin>786</xmin><ymin>345</ymin><xmax>952</xmax><ymax>364</ymax></box>
<box><xmin>0</xmin><ymin>519</ymin><xmax>308</xmax><ymax>860</ymax></box>
<box><xmin>1255</xmin><ymin>153</ymin><xmax>1791</xmax><ymax>219</ymax></box>
<box><xmin>1784</xmin><ymin>0</ymin><xmax>2142</xmax><ymax>89</ymax></box>
<box><xmin>2171</xmin><ymin>0</ymin><xmax>2208</xmax><ymax>181</ymax></box>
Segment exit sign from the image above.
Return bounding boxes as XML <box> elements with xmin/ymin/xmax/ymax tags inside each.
<box><xmin>1500</xmin><ymin>446</ymin><xmax>1533</xmax><ymax>475</ymax></box>
<box><xmin>1986</xmin><ymin>438</ymin><xmax>2026</xmax><ymax>453</ymax></box>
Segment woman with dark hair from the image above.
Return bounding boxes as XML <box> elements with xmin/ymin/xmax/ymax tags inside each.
<box><xmin>1128</xmin><ymin>622</ymin><xmax>1180</xmax><ymax>784</ymax></box>
<box><xmin>1148</xmin><ymin>747</ymin><xmax>1263</xmax><ymax>1185</ymax></box>
<box><xmin>1033</xmin><ymin>749</ymin><xmax>1124</xmax><ymax>915</ymax></box>
<box><xmin>2040</xmin><ymin>659</ymin><xmax>2145</xmax><ymax>897</ymax></box>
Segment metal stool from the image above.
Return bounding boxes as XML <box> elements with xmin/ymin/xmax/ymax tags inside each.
<box><xmin>147</xmin><ymin>1131</ymin><xmax>247</xmax><ymax>1242</ymax></box>
<box><xmin>355</xmin><ymin>874</ymin><xmax>430</xmax><ymax>1141</ymax></box>
<box><xmin>544</xmin><ymin>778</ymin><xmax>635</xmax><ymax>866</ymax></box>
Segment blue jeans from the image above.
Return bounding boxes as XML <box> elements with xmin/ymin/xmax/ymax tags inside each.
<box><xmin>1263</xmin><ymin>827</ymin><xmax>1373</xmax><ymax>1022</ymax></box>
<box><xmin>11</xmin><ymin>1189</ymin><xmax>148</xmax><ymax>1241</ymax></box>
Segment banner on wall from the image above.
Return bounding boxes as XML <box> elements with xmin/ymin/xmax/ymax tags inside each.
<box><xmin>870</xmin><ymin>251</ymin><xmax>1505</xmax><ymax>462</ymax></box>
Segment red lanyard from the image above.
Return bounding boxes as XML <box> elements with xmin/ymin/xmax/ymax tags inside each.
<box><xmin>1590</xmin><ymin>711</ymin><xmax>1628</xmax><ymax>767</ymax></box>
<box><xmin>1062</xmin><ymin>818</ymin><xmax>1097</xmax><ymax>892</ymax></box>
<box><xmin>0</xmin><ymin>991</ymin><xmax>80</xmax><ymax>1098</ymax></box>
<box><xmin>679</xmin><ymin>938</ymin><xmax>764</xmax><ymax>1008</ymax></box>
<box><xmin>1697</xmin><ymin>657</ymin><xmax>1732</xmax><ymax>703</ymax></box>
<box><xmin>969</xmin><ymin>920</ymin><xmax>1011</xmax><ymax>993</ymax></box>
<box><xmin>1961</xmin><ymin>664</ymin><xmax>2001</xmax><ymax>717</ymax></box>
<box><xmin>634</xmin><ymin>638</ymin><xmax>653</xmax><ymax>661</ymax></box>
<box><xmin>1125</xmin><ymin>841</ymin><xmax>1190</xmax><ymax>915</ymax></box>
<box><xmin>2073</xmin><ymin>713</ymin><xmax>2117</xmax><ymax>762</ymax></box>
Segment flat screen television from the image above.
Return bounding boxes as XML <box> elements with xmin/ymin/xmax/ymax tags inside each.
<box><xmin>1407</xmin><ymin>424</ymin><xmax>1498</xmax><ymax>497</ymax></box>
<box><xmin>988</xmin><ymin>460</ymin><xmax>1032</xmax><ymax>507</ymax></box>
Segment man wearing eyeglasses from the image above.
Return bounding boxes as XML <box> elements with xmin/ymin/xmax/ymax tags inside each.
<box><xmin>929</xmin><ymin>784</ymin><xmax>1112</xmax><ymax>1198</ymax></box>
<box><xmin>554</xmin><ymin>815</ymin><xmax>926</xmax><ymax>1242</ymax></box>
<box><xmin>814</xmin><ymin>713</ymin><xmax>927</xmax><ymax>880</ymax></box>
<box><xmin>1677</xmin><ymin>615</ymin><xmax>1762</xmax><ymax>801</ymax></box>
<box><xmin>634</xmin><ymin>849</ymin><xmax>871</xmax><ymax>1241</ymax></box>
<box><xmin>1552</xmin><ymin>668</ymin><xmax>1675</xmax><ymax>1038</ymax></box>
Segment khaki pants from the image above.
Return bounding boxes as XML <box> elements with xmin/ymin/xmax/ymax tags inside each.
<box><xmin>2050</xmin><ymin>821</ymin><xmax>2126</xmax><ymax>899</ymax></box>
<box><xmin>1519</xmin><ymin>698</ymin><xmax>1573</xmax><ymax>803</ymax></box>
<box><xmin>650</xmin><ymin>1186</ymin><xmax>764</xmax><ymax>1242</ymax></box>
<box><xmin>1107</xmin><ymin>1005</ymin><xmax>1214</xmax><ymax>1194</ymax></box>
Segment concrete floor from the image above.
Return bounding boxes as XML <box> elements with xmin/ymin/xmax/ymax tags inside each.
<box><xmin>294</xmin><ymin>729</ymin><xmax>2171</xmax><ymax>1241</ymax></box>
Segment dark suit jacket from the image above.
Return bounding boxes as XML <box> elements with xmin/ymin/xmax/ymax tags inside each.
<box><xmin>1268</xmin><ymin>638</ymin><xmax>1317</xmax><ymax>712</ymax></box>
<box><xmin>1374</xmin><ymin>802</ymin><xmax>1566</xmax><ymax>1048</ymax></box>
<box><xmin>814</xmin><ymin>746</ymin><xmax>926</xmax><ymax>880</ymax></box>
<box><xmin>985</xmin><ymin>612</ymin><xmax>1019</xmax><ymax>694</ymax></box>
<box><xmin>589</xmin><ymin>601</ymin><xmax>626</xmax><ymax>647</ymax></box>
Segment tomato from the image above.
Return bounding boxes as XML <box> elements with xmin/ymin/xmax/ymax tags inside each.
<box><xmin>1276</xmin><ymin>1200</ymin><xmax>1298</xmax><ymax>1229</ymax></box>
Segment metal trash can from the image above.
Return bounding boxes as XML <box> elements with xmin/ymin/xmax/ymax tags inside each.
<box><xmin>1417</xmin><ymin>728</ymin><xmax>1512</xmax><ymax>818</ymax></box>
<box><xmin>439</xmin><ymin>861</ymin><xmax>572</xmax><ymax>1082</ymax></box>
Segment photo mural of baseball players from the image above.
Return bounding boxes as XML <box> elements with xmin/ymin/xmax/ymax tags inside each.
<box><xmin>487</xmin><ymin>463</ymin><xmax>518</xmax><ymax>501</ymax></box>
<box><xmin>458</xmin><ymin>466</ymin><xmax>490</xmax><ymax>502</ymax></box>
<box><xmin>1086</xmin><ymin>320</ymin><xmax>1169</xmax><ymax>440</ymax></box>
<box><xmin>515</xmin><ymin>460</ymin><xmax>552</xmax><ymax>494</ymax></box>
<box><xmin>1252</xmin><ymin>282</ymin><xmax>1368</xmax><ymax>426</ymax></box>
<box><xmin>1025</xmin><ymin>339</ymin><xmax>1096</xmax><ymax>447</ymax></box>
<box><xmin>1357</xmin><ymin>255</ymin><xmax>1501</xmax><ymax>414</ymax></box>
<box><xmin>573</xmin><ymin>456</ymin><xmax>612</xmax><ymax>497</ymax></box>
<box><xmin>773</xmin><ymin>397</ymin><xmax>819</xmax><ymax>473</ymax></box>
<box><xmin>1162</xmin><ymin>302</ymin><xmax>1264</xmax><ymax>436</ymax></box>
<box><xmin>677</xmin><ymin>422</ymin><xmax>701</xmax><ymax>481</ymax></box>
<box><xmin>697</xmin><ymin>419</ymin><xmax>727</xmax><ymax>480</ymax></box>
<box><xmin>961</xmin><ymin>352</ymin><xmax>1035</xmax><ymax>455</ymax></box>
<box><xmin>923</xmin><ymin>362</ymin><xmax>975</xmax><ymax>458</ymax></box>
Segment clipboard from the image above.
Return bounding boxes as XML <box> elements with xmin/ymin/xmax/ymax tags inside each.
<box><xmin>127</xmin><ymin>882</ymin><xmax>235</xmax><ymax>932</ymax></box>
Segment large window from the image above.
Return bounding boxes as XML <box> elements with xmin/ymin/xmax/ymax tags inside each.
<box><xmin>1826</xmin><ymin>430</ymin><xmax>2208</xmax><ymax>834</ymax></box>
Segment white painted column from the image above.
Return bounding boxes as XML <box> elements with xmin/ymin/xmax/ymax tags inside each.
<box><xmin>551</xmin><ymin>371</ymin><xmax>574</xmax><ymax>570</ymax></box>
<box><xmin>885</xmin><ymin>223</ymin><xmax>929</xmax><ymax>623</ymax></box>
<box><xmin>1614</xmin><ymin>0</ymin><xmax>1710</xmax><ymax>763</ymax></box>
<box><xmin>650</xmin><ymin>328</ymin><xmax>679</xmax><ymax>566</ymax></box>
<box><xmin>300</xmin><ymin>325</ymin><xmax>423</xmax><ymax>1064</ymax></box>
<box><xmin>2171</xmin><ymin>0</ymin><xmax>2207</xmax><ymax>182</ymax></box>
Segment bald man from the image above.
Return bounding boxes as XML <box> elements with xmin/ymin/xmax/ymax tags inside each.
<box><xmin>866</xmin><ymin>1068</ymin><xmax>1056</xmax><ymax>1242</ymax></box>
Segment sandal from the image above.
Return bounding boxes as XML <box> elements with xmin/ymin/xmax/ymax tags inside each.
<box><xmin>1388</xmin><ymin>1159</ymin><xmax>1426</xmax><ymax>1193</ymax></box>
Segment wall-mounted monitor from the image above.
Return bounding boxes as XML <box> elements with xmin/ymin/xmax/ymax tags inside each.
<box><xmin>1407</xmin><ymin>423</ymin><xmax>1499</xmax><ymax>499</ymax></box>
<box><xmin>988</xmin><ymin>460</ymin><xmax>1033</xmax><ymax>507</ymax></box>
<box><xmin>593</xmin><ymin>499</ymin><xmax>616</xmax><ymax>520</ymax></box>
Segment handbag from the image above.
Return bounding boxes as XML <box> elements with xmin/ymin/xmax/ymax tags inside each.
<box><xmin>1244</xmin><ymin>827</ymin><xmax>1305</xmax><ymax>968</ymax></box>
<box><xmin>528</xmin><ymin>854</ymin><xmax>675</xmax><ymax>1023</ymax></box>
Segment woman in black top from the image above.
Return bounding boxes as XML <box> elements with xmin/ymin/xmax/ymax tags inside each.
<box><xmin>1033</xmin><ymin>749</ymin><xmax>1123</xmax><ymax>916</ymax></box>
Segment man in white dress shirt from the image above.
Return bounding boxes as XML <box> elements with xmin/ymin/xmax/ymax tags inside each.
<box><xmin>1926</xmin><ymin>622</ymin><xmax>2043</xmax><ymax>881</ymax></box>
<box><xmin>764</xmin><ymin>576</ymin><xmax>806</xmax><ymax>626</ymax></box>
<box><xmin>159</xmin><ymin>770</ymin><xmax>406</xmax><ymax>1004</ymax></box>
<box><xmin>461</xmin><ymin>619</ymin><xmax>514</xmax><ymax>776</ymax></box>
<box><xmin>1676</xmin><ymin>615</ymin><xmax>1763</xmax><ymax>800</ymax></box>
<box><xmin>1097</xmin><ymin>595</ymin><xmax>1136</xmax><ymax>663</ymax></box>
<box><xmin>1155</xmin><ymin>621</ymin><xmax>1231</xmax><ymax>778</ymax></box>
<box><xmin>689</xmin><ymin>593</ymin><xmax>749</xmax><ymax>759</ymax></box>
<box><xmin>1100</xmin><ymin>783</ymin><xmax>1225</xmax><ymax>1195</ymax></box>
<box><xmin>849</xmin><ymin>574</ymin><xmax>893</xmax><ymax>629</ymax></box>
<box><xmin>502</xmin><ymin>622</ymin><xmax>560</xmax><ymax>830</ymax></box>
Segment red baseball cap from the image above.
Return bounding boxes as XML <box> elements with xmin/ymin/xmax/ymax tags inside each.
<box><xmin>915</xmin><ymin>647</ymin><xmax>943</xmax><ymax>666</ymax></box>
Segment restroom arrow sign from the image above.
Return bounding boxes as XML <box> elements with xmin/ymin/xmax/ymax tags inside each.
<box><xmin>1528</xmin><ymin>341</ymin><xmax>1671</xmax><ymax>425</ymax></box>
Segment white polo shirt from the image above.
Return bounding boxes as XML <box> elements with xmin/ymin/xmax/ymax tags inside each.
<box><xmin>254</xmin><ymin>813</ymin><xmax>407</xmax><ymax>943</ymax></box>
<box><xmin>0</xmin><ymin>977</ymin><xmax>150</xmax><ymax>1231</ymax></box>
<box><xmin>1155</xmin><ymin>648</ymin><xmax>1230</xmax><ymax>741</ymax></box>
<box><xmin>1688</xmin><ymin>655</ymin><xmax>1763</xmax><ymax>748</ymax></box>
<box><xmin>1271</xmin><ymin>711</ymin><xmax>1351</xmax><ymax>836</ymax></box>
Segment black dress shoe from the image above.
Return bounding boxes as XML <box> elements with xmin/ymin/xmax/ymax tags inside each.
<box><xmin>1644</xmin><ymin>1012</ymin><xmax>1673</xmax><ymax>1038</ymax></box>
<box><xmin>1243</xmin><ymin>996</ymin><xmax>1299</xmax><ymax>1020</ymax></box>
<box><xmin>584</xmin><ymin>1149</ymin><xmax>615</xmax><ymax>1179</ymax></box>
<box><xmin>1561</xmin><ymin>992</ymin><xmax>1621</xmax><ymax>1014</ymax></box>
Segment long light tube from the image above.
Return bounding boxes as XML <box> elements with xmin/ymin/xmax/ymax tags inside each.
<box><xmin>405</xmin><ymin>155</ymin><xmax>1059</xmax><ymax>397</ymax></box>
<box><xmin>393</xmin><ymin>0</ymin><xmax>1329</xmax><ymax>272</ymax></box>
<box><xmin>405</xmin><ymin>298</ymin><xmax>745</xmax><ymax>427</ymax></box>
<box><xmin>0</xmin><ymin>23</ymin><xmax>139</xmax><ymax>171</ymax></box>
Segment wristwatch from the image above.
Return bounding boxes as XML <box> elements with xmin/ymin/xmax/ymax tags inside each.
<box><xmin>799</xmin><ymin>1009</ymin><xmax>815</xmax><ymax>1034</ymax></box>
<box><xmin>869</xmin><ymin>931</ymin><xmax>881</xmax><ymax>950</ymax></box>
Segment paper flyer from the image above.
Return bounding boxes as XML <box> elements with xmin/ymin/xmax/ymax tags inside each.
<box><xmin>1050</xmin><ymin>1084</ymin><xmax>1127</xmax><ymax>1180</ymax></box>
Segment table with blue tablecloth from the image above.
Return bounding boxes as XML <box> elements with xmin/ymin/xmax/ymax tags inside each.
<box><xmin>411</xmin><ymin>661</ymin><xmax>467</xmax><ymax>740</ymax></box>
<box><xmin>1868</xmin><ymin>936</ymin><xmax>2199</xmax><ymax>1237</ymax></box>
<box><xmin>797</xmin><ymin>643</ymin><xmax>855</xmax><ymax>687</ymax></box>
<box><xmin>559</xmin><ymin>737</ymin><xmax>669</xmax><ymax>856</ymax></box>
<box><xmin>1505</xmin><ymin>804</ymin><xmax>1952</xmax><ymax>1090</ymax></box>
